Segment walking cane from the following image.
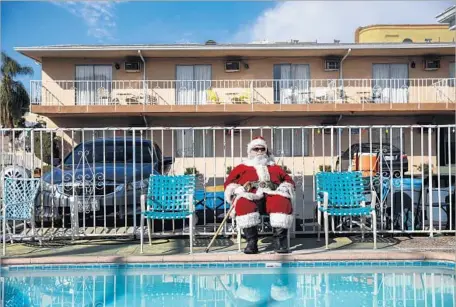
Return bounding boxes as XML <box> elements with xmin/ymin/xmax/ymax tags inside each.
<box><xmin>205</xmin><ymin>182</ymin><xmax>251</xmax><ymax>253</ymax></box>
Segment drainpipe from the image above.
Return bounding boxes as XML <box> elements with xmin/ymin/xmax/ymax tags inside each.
<box><xmin>138</xmin><ymin>50</ymin><xmax>146</xmax><ymax>104</ymax></box>
<box><xmin>339</xmin><ymin>48</ymin><xmax>352</xmax><ymax>99</ymax></box>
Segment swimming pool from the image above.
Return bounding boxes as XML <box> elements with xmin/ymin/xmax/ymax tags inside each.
<box><xmin>1</xmin><ymin>261</ymin><xmax>455</xmax><ymax>306</ymax></box>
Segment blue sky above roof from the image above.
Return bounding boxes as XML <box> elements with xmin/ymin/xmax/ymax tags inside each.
<box><xmin>1</xmin><ymin>1</ymin><xmax>454</xmax><ymax>89</ymax></box>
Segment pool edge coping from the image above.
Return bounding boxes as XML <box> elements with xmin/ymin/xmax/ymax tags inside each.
<box><xmin>1</xmin><ymin>251</ymin><xmax>455</xmax><ymax>266</ymax></box>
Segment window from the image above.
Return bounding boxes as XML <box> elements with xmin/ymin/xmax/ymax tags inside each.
<box><xmin>372</xmin><ymin>63</ymin><xmax>409</xmax><ymax>103</ymax></box>
<box><xmin>176</xmin><ymin>65</ymin><xmax>212</xmax><ymax>105</ymax></box>
<box><xmin>174</xmin><ymin>129</ymin><xmax>214</xmax><ymax>157</ymax></box>
<box><xmin>75</xmin><ymin>65</ymin><xmax>113</xmax><ymax>105</ymax></box>
<box><xmin>272</xmin><ymin>128</ymin><xmax>308</xmax><ymax>157</ymax></box>
<box><xmin>273</xmin><ymin>64</ymin><xmax>311</xmax><ymax>104</ymax></box>
<box><xmin>64</xmin><ymin>140</ymin><xmax>155</xmax><ymax>165</ymax></box>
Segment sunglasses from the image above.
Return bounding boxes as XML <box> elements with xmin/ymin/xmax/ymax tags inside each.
<box><xmin>252</xmin><ymin>147</ymin><xmax>266</xmax><ymax>152</ymax></box>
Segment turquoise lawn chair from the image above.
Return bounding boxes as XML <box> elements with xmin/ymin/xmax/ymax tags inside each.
<box><xmin>315</xmin><ymin>171</ymin><xmax>377</xmax><ymax>249</ymax></box>
<box><xmin>2</xmin><ymin>178</ymin><xmax>40</xmax><ymax>256</ymax></box>
<box><xmin>140</xmin><ymin>174</ymin><xmax>197</xmax><ymax>254</ymax></box>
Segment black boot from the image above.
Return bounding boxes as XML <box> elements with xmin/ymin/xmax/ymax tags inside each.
<box><xmin>273</xmin><ymin>227</ymin><xmax>289</xmax><ymax>254</ymax></box>
<box><xmin>243</xmin><ymin>226</ymin><xmax>259</xmax><ymax>254</ymax></box>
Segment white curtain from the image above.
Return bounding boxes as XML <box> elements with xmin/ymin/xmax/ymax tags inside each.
<box><xmin>94</xmin><ymin>65</ymin><xmax>113</xmax><ymax>105</ymax></box>
<box><xmin>175</xmin><ymin>129</ymin><xmax>213</xmax><ymax>157</ymax></box>
<box><xmin>293</xmin><ymin>64</ymin><xmax>311</xmax><ymax>104</ymax></box>
<box><xmin>194</xmin><ymin>65</ymin><xmax>211</xmax><ymax>105</ymax></box>
<box><xmin>76</xmin><ymin>65</ymin><xmax>112</xmax><ymax>105</ymax></box>
<box><xmin>372</xmin><ymin>64</ymin><xmax>408</xmax><ymax>104</ymax></box>
<box><xmin>372</xmin><ymin>64</ymin><xmax>390</xmax><ymax>104</ymax></box>
<box><xmin>76</xmin><ymin>66</ymin><xmax>94</xmax><ymax>105</ymax></box>
<box><xmin>389</xmin><ymin>64</ymin><xmax>408</xmax><ymax>103</ymax></box>
<box><xmin>280</xmin><ymin>65</ymin><xmax>292</xmax><ymax>104</ymax></box>
<box><xmin>176</xmin><ymin>66</ymin><xmax>195</xmax><ymax>105</ymax></box>
<box><xmin>450</xmin><ymin>62</ymin><xmax>455</xmax><ymax>87</ymax></box>
<box><xmin>273</xmin><ymin>128</ymin><xmax>307</xmax><ymax>157</ymax></box>
<box><xmin>176</xmin><ymin>65</ymin><xmax>212</xmax><ymax>105</ymax></box>
<box><xmin>277</xmin><ymin>64</ymin><xmax>310</xmax><ymax>104</ymax></box>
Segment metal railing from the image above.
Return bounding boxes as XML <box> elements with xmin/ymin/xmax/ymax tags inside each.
<box><xmin>1</xmin><ymin>125</ymin><xmax>455</xmax><ymax>239</ymax></box>
<box><xmin>30</xmin><ymin>78</ymin><xmax>456</xmax><ymax>107</ymax></box>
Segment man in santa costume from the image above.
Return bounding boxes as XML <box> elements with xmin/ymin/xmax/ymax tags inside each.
<box><xmin>224</xmin><ymin>136</ymin><xmax>295</xmax><ymax>254</ymax></box>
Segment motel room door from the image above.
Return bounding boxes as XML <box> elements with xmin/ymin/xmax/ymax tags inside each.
<box><xmin>372</xmin><ymin>64</ymin><xmax>409</xmax><ymax>104</ymax></box>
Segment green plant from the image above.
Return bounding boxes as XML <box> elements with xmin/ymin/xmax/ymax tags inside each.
<box><xmin>1</xmin><ymin>52</ymin><xmax>34</xmax><ymax>128</ymax></box>
<box><xmin>281</xmin><ymin>165</ymin><xmax>292</xmax><ymax>174</ymax></box>
<box><xmin>30</xmin><ymin>132</ymin><xmax>62</xmax><ymax>165</ymax></box>
<box><xmin>415</xmin><ymin>163</ymin><xmax>432</xmax><ymax>174</ymax></box>
<box><xmin>184</xmin><ymin>167</ymin><xmax>200</xmax><ymax>175</ymax></box>
<box><xmin>318</xmin><ymin>164</ymin><xmax>332</xmax><ymax>172</ymax></box>
<box><xmin>226</xmin><ymin>166</ymin><xmax>233</xmax><ymax>175</ymax></box>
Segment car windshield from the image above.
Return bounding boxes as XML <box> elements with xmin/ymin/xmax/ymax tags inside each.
<box><xmin>64</xmin><ymin>140</ymin><xmax>154</xmax><ymax>165</ymax></box>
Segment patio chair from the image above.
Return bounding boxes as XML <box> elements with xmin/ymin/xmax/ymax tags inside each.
<box><xmin>2</xmin><ymin>178</ymin><xmax>40</xmax><ymax>256</ymax></box>
<box><xmin>315</xmin><ymin>171</ymin><xmax>377</xmax><ymax>249</ymax></box>
<box><xmin>140</xmin><ymin>174</ymin><xmax>197</xmax><ymax>254</ymax></box>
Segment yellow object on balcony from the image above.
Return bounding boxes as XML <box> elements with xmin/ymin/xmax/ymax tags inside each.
<box><xmin>206</xmin><ymin>88</ymin><xmax>220</xmax><ymax>104</ymax></box>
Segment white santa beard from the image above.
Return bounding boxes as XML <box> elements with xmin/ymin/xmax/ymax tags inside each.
<box><xmin>250</xmin><ymin>154</ymin><xmax>269</xmax><ymax>166</ymax></box>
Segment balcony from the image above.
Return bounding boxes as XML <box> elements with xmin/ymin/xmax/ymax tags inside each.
<box><xmin>30</xmin><ymin>78</ymin><xmax>456</xmax><ymax>116</ymax></box>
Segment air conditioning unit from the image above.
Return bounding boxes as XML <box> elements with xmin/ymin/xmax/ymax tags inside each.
<box><xmin>225</xmin><ymin>61</ymin><xmax>240</xmax><ymax>73</ymax></box>
<box><xmin>124</xmin><ymin>61</ymin><xmax>141</xmax><ymax>73</ymax></box>
<box><xmin>324</xmin><ymin>58</ymin><xmax>340</xmax><ymax>71</ymax></box>
<box><xmin>423</xmin><ymin>59</ymin><xmax>440</xmax><ymax>71</ymax></box>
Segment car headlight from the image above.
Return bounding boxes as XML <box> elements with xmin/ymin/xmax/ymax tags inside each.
<box><xmin>127</xmin><ymin>179</ymin><xmax>149</xmax><ymax>191</ymax></box>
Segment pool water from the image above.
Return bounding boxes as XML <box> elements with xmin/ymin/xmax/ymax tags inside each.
<box><xmin>1</xmin><ymin>261</ymin><xmax>455</xmax><ymax>307</ymax></box>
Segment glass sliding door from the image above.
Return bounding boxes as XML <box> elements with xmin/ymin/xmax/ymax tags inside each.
<box><xmin>176</xmin><ymin>65</ymin><xmax>211</xmax><ymax>105</ymax></box>
<box><xmin>273</xmin><ymin>64</ymin><xmax>310</xmax><ymax>104</ymax></box>
<box><xmin>75</xmin><ymin>65</ymin><xmax>112</xmax><ymax>105</ymax></box>
<box><xmin>372</xmin><ymin>63</ymin><xmax>408</xmax><ymax>104</ymax></box>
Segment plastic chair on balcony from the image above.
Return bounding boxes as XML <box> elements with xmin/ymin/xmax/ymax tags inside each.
<box><xmin>140</xmin><ymin>174</ymin><xmax>197</xmax><ymax>254</ymax></box>
<box><xmin>315</xmin><ymin>171</ymin><xmax>377</xmax><ymax>249</ymax></box>
<box><xmin>206</xmin><ymin>88</ymin><xmax>220</xmax><ymax>104</ymax></box>
<box><xmin>2</xmin><ymin>178</ymin><xmax>40</xmax><ymax>256</ymax></box>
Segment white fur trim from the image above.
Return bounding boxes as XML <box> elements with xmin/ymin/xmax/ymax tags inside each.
<box><xmin>270</xmin><ymin>213</ymin><xmax>294</xmax><ymax>229</ymax></box>
<box><xmin>225</xmin><ymin>183</ymin><xmax>241</xmax><ymax>204</ymax></box>
<box><xmin>243</xmin><ymin>157</ymin><xmax>275</xmax><ymax>167</ymax></box>
<box><xmin>253</xmin><ymin>164</ymin><xmax>270</xmax><ymax>182</ymax></box>
<box><xmin>236</xmin><ymin>284</ymin><xmax>261</xmax><ymax>302</ymax></box>
<box><xmin>247</xmin><ymin>138</ymin><xmax>268</xmax><ymax>154</ymax></box>
<box><xmin>270</xmin><ymin>285</ymin><xmax>294</xmax><ymax>301</ymax></box>
<box><xmin>263</xmin><ymin>181</ymin><xmax>295</xmax><ymax>199</ymax></box>
<box><xmin>236</xmin><ymin>212</ymin><xmax>261</xmax><ymax>229</ymax></box>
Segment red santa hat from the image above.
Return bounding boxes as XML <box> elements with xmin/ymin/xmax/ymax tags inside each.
<box><xmin>247</xmin><ymin>136</ymin><xmax>268</xmax><ymax>154</ymax></box>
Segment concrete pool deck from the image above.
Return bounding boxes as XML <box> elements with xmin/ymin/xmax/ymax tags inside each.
<box><xmin>0</xmin><ymin>235</ymin><xmax>455</xmax><ymax>266</ymax></box>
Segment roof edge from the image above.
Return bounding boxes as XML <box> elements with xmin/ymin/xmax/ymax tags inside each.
<box><xmin>14</xmin><ymin>42</ymin><xmax>456</xmax><ymax>52</ymax></box>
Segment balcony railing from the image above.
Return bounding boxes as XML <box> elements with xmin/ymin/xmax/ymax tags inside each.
<box><xmin>30</xmin><ymin>78</ymin><xmax>456</xmax><ymax>107</ymax></box>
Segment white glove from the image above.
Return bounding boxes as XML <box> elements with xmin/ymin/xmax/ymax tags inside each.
<box><xmin>234</xmin><ymin>186</ymin><xmax>246</xmax><ymax>195</ymax></box>
<box><xmin>276</xmin><ymin>185</ymin><xmax>288</xmax><ymax>193</ymax></box>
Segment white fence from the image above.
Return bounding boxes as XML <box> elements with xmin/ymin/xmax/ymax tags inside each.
<box><xmin>30</xmin><ymin>78</ymin><xmax>456</xmax><ymax>106</ymax></box>
<box><xmin>0</xmin><ymin>125</ymin><xmax>455</xmax><ymax>239</ymax></box>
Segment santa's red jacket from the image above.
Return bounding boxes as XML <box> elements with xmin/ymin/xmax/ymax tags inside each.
<box><xmin>224</xmin><ymin>161</ymin><xmax>296</xmax><ymax>204</ymax></box>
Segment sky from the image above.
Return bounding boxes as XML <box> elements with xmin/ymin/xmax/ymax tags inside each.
<box><xmin>1</xmin><ymin>0</ymin><xmax>454</xmax><ymax>90</ymax></box>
